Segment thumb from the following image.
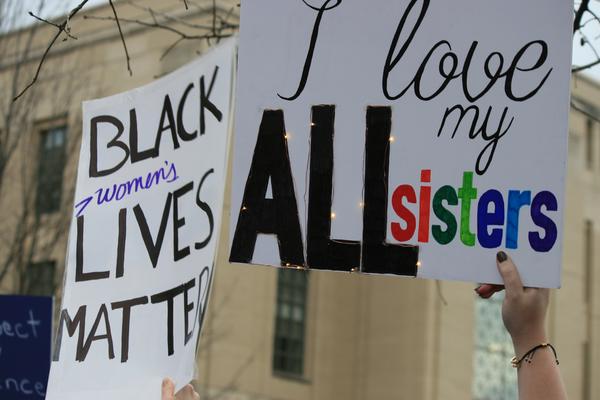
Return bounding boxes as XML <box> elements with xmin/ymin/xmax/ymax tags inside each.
<box><xmin>496</xmin><ymin>251</ymin><xmax>523</xmax><ymax>296</ymax></box>
<box><xmin>161</xmin><ymin>378</ymin><xmax>176</xmax><ymax>400</ymax></box>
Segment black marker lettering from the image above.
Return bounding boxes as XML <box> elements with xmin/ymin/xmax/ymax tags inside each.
<box><xmin>89</xmin><ymin>115</ymin><xmax>130</xmax><ymax>177</ymax></box>
<box><xmin>278</xmin><ymin>0</ymin><xmax>343</xmax><ymax>101</ymax></box>
<box><xmin>362</xmin><ymin>106</ymin><xmax>419</xmax><ymax>275</ymax></box>
<box><xmin>79</xmin><ymin>304</ymin><xmax>115</xmax><ymax>362</ymax></box>
<box><xmin>230</xmin><ymin>110</ymin><xmax>305</xmax><ymax>266</ymax></box>
<box><xmin>306</xmin><ymin>105</ymin><xmax>360</xmax><ymax>270</ymax></box>
<box><xmin>150</xmin><ymin>281</ymin><xmax>190</xmax><ymax>356</ymax></box>
<box><xmin>194</xmin><ymin>169</ymin><xmax>215</xmax><ymax>250</ymax></box>
<box><xmin>76</xmin><ymin>215</ymin><xmax>110</xmax><ymax>282</ymax></box>
<box><xmin>155</xmin><ymin>94</ymin><xmax>180</xmax><ymax>152</ymax></box>
<box><xmin>129</xmin><ymin>108</ymin><xmax>156</xmax><ymax>163</ymax></box>
<box><xmin>115</xmin><ymin>208</ymin><xmax>127</xmax><ymax>278</ymax></box>
<box><xmin>173</xmin><ymin>182</ymin><xmax>194</xmax><ymax>262</ymax></box>
<box><xmin>53</xmin><ymin>306</ymin><xmax>86</xmax><ymax>362</ymax></box>
<box><xmin>177</xmin><ymin>83</ymin><xmax>198</xmax><ymax>141</ymax></box>
<box><xmin>111</xmin><ymin>296</ymin><xmax>148</xmax><ymax>363</ymax></box>
<box><xmin>200</xmin><ymin>66</ymin><xmax>223</xmax><ymax>134</ymax></box>
<box><xmin>134</xmin><ymin>193</ymin><xmax>173</xmax><ymax>268</ymax></box>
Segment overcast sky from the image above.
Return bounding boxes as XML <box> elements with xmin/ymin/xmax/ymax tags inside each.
<box><xmin>11</xmin><ymin>0</ymin><xmax>600</xmax><ymax>81</ymax></box>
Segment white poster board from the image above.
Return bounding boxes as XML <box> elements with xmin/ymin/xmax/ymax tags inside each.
<box><xmin>230</xmin><ymin>0</ymin><xmax>572</xmax><ymax>288</ymax></box>
<box><xmin>46</xmin><ymin>38</ymin><xmax>235</xmax><ymax>400</ymax></box>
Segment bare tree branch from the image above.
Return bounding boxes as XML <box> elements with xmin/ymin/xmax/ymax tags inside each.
<box><xmin>83</xmin><ymin>2</ymin><xmax>237</xmax><ymax>59</ymax></box>
<box><xmin>108</xmin><ymin>0</ymin><xmax>133</xmax><ymax>76</ymax></box>
<box><xmin>27</xmin><ymin>11</ymin><xmax>61</xmax><ymax>30</ymax></box>
<box><xmin>160</xmin><ymin>37</ymin><xmax>185</xmax><ymax>60</ymax></box>
<box><xmin>572</xmin><ymin>0</ymin><xmax>600</xmax><ymax>73</ymax></box>
<box><xmin>573</xmin><ymin>58</ymin><xmax>600</xmax><ymax>72</ymax></box>
<box><xmin>127</xmin><ymin>1</ymin><xmax>221</xmax><ymax>31</ymax></box>
<box><xmin>13</xmin><ymin>0</ymin><xmax>90</xmax><ymax>101</ymax></box>
<box><xmin>574</xmin><ymin>0</ymin><xmax>591</xmax><ymax>34</ymax></box>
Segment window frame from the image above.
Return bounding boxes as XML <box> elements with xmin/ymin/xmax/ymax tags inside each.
<box><xmin>24</xmin><ymin>260</ymin><xmax>56</xmax><ymax>297</ymax></box>
<box><xmin>272</xmin><ymin>268</ymin><xmax>309</xmax><ymax>379</ymax></box>
<box><xmin>36</xmin><ymin>124</ymin><xmax>68</xmax><ymax>215</ymax></box>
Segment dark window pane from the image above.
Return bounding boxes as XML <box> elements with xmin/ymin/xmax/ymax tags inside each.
<box><xmin>584</xmin><ymin>220</ymin><xmax>593</xmax><ymax>303</ymax></box>
<box><xmin>25</xmin><ymin>261</ymin><xmax>56</xmax><ymax>297</ymax></box>
<box><xmin>37</xmin><ymin>126</ymin><xmax>67</xmax><ymax>214</ymax></box>
<box><xmin>586</xmin><ymin>118</ymin><xmax>594</xmax><ymax>169</ymax></box>
<box><xmin>273</xmin><ymin>268</ymin><xmax>308</xmax><ymax>377</ymax></box>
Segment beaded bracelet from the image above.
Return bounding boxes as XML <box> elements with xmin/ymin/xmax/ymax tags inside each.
<box><xmin>511</xmin><ymin>343</ymin><xmax>559</xmax><ymax>369</ymax></box>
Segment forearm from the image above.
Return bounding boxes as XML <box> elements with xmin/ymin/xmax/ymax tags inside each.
<box><xmin>513</xmin><ymin>338</ymin><xmax>567</xmax><ymax>400</ymax></box>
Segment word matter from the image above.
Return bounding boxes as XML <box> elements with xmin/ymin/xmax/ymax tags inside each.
<box><xmin>54</xmin><ymin>268</ymin><xmax>210</xmax><ymax>363</ymax></box>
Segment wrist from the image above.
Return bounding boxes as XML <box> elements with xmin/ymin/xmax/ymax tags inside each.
<box><xmin>511</xmin><ymin>329</ymin><xmax>548</xmax><ymax>357</ymax></box>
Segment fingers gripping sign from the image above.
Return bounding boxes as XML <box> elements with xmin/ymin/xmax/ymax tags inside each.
<box><xmin>162</xmin><ymin>378</ymin><xmax>200</xmax><ymax>400</ymax></box>
<box><xmin>496</xmin><ymin>251</ymin><xmax>524</xmax><ymax>296</ymax></box>
<box><xmin>475</xmin><ymin>252</ymin><xmax>566</xmax><ymax>400</ymax></box>
<box><xmin>495</xmin><ymin>252</ymin><xmax>549</xmax><ymax>352</ymax></box>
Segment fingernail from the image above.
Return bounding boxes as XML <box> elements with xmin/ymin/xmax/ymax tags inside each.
<box><xmin>496</xmin><ymin>251</ymin><xmax>507</xmax><ymax>263</ymax></box>
<box><xmin>479</xmin><ymin>292</ymin><xmax>492</xmax><ymax>299</ymax></box>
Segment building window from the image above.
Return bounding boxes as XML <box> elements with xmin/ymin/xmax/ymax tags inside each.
<box><xmin>586</xmin><ymin>118</ymin><xmax>594</xmax><ymax>170</ymax></box>
<box><xmin>24</xmin><ymin>261</ymin><xmax>56</xmax><ymax>296</ymax></box>
<box><xmin>583</xmin><ymin>220</ymin><xmax>593</xmax><ymax>399</ymax></box>
<box><xmin>36</xmin><ymin>126</ymin><xmax>67</xmax><ymax>214</ymax></box>
<box><xmin>273</xmin><ymin>268</ymin><xmax>308</xmax><ymax>377</ymax></box>
<box><xmin>583</xmin><ymin>341</ymin><xmax>591</xmax><ymax>400</ymax></box>
<box><xmin>472</xmin><ymin>293</ymin><xmax>517</xmax><ymax>400</ymax></box>
<box><xmin>585</xmin><ymin>219</ymin><xmax>593</xmax><ymax>303</ymax></box>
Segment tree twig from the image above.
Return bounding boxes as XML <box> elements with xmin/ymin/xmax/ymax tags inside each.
<box><xmin>574</xmin><ymin>0</ymin><xmax>591</xmax><ymax>34</ymax></box>
<box><xmin>108</xmin><ymin>0</ymin><xmax>132</xmax><ymax>76</ymax></box>
<box><xmin>572</xmin><ymin>58</ymin><xmax>600</xmax><ymax>72</ymax></box>
<box><xmin>27</xmin><ymin>11</ymin><xmax>61</xmax><ymax>29</ymax></box>
<box><xmin>83</xmin><ymin>14</ymin><xmax>229</xmax><ymax>39</ymax></box>
<box><xmin>83</xmin><ymin>9</ymin><xmax>235</xmax><ymax>59</ymax></box>
<box><xmin>160</xmin><ymin>37</ymin><xmax>184</xmax><ymax>60</ymax></box>
<box><xmin>13</xmin><ymin>0</ymin><xmax>90</xmax><ymax>101</ymax></box>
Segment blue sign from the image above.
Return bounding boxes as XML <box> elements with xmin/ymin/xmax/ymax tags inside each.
<box><xmin>0</xmin><ymin>295</ymin><xmax>53</xmax><ymax>399</ymax></box>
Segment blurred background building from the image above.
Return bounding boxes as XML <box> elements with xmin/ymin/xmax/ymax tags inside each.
<box><xmin>0</xmin><ymin>1</ymin><xmax>598</xmax><ymax>399</ymax></box>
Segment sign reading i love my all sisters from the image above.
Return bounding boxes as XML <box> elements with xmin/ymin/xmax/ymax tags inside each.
<box><xmin>46</xmin><ymin>39</ymin><xmax>235</xmax><ymax>400</ymax></box>
<box><xmin>230</xmin><ymin>0</ymin><xmax>572</xmax><ymax>287</ymax></box>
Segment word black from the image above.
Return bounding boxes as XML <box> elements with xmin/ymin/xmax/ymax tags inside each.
<box><xmin>90</xmin><ymin>66</ymin><xmax>222</xmax><ymax>178</ymax></box>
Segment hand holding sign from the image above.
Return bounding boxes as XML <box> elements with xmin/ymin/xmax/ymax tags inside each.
<box><xmin>477</xmin><ymin>253</ymin><xmax>567</xmax><ymax>400</ymax></box>
<box><xmin>161</xmin><ymin>378</ymin><xmax>200</xmax><ymax>400</ymax></box>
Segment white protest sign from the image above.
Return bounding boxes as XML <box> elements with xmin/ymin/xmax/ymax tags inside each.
<box><xmin>46</xmin><ymin>38</ymin><xmax>235</xmax><ymax>400</ymax></box>
<box><xmin>230</xmin><ymin>0</ymin><xmax>572</xmax><ymax>288</ymax></box>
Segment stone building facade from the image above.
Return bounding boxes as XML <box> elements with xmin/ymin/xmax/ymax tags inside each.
<box><xmin>0</xmin><ymin>1</ymin><xmax>598</xmax><ymax>399</ymax></box>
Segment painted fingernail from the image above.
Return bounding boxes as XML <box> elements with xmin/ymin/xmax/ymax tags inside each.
<box><xmin>497</xmin><ymin>251</ymin><xmax>507</xmax><ymax>263</ymax></box>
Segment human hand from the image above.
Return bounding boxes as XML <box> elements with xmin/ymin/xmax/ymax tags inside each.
<box><xmin>476</xmin><ymin>251</ymin><xmax>549</xmax><ymax>356</ymax></box>
<box><xmin>161</xmin><ymin>378</ymin><xmax>200</xmax><ymax>400</ymax></box>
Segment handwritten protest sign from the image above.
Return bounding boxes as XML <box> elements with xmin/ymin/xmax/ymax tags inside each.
<box><xmin>230</xmin><ymin>0</ymin><xmax>572</xmax><ymax>288</ymax></box>
<box><xmin>0</xmin><ymin>295</ymin><xmax>52</xmax><ymax>400</ymax></box>
<box><xmin>46</xmin><ymin>38</ymin><xmax>235</xmax><ymax>400</ymax></box>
